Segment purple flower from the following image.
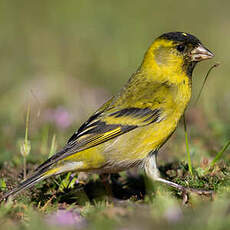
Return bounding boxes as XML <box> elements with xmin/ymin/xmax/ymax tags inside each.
<box><xmin>44</xmin><ymin>107</ymin><xmax>72</xmax><ymax>129</ymax></box>
<box><xmin>47</xmin><ymin>209</ymin><xmax>87</xmax><ymax>228</ymax></box>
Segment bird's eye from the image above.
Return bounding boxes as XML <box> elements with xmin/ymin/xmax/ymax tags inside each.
<box><xmin>176</xmin><ymin>44</ymin><xmax>186</xmax><ymax>52</ymax></box>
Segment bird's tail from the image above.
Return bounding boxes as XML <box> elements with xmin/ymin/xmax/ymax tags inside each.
<box><xmin>0</xmin><ymin>170</ymin><xmax>50</xmax><ymax>201</ymax></box>
<box><xmin>0</xmin><ymin>148</ymin><xmax>69</xmax><ymax>202</ymax></box>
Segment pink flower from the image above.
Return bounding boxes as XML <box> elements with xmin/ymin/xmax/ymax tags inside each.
<box><xmin>47</xmin><ymin>209</ymin><xmax>87</xmax><ymax>228</ymax></box>
<box><xmin>44</xmin><ymin>107</ymin><xmax>72</xmax><ymax>129</ymax></box>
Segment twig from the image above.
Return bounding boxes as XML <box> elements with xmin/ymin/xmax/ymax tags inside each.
<box><xmin>183</xmin><ymin>114</ymin><xmax>193</xmax><ymax>176</ymax></box>
<box><xmin>194</xmin><ymin>63</ymin><xmax>220</xmax><ymax>105</ymax></box>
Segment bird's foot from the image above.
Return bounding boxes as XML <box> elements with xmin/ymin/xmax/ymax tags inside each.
<box><xmin>156</xmin><ymin>177</ymin><xmax>214</xmax><ymax>203</ymax></box>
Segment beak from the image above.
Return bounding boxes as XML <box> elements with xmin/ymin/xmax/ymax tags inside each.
<box><xmin>191</xmin><ymin>44</ymin><xmax>214</xmax><ymax>62</ymax></box>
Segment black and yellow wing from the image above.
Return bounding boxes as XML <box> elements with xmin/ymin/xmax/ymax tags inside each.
<box><xmin>35</xmin><ymin>99</ymin><xmax>162</xmax><ymax>173</ymax></box>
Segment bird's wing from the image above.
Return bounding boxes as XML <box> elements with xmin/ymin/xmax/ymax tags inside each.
<box><xmin>35</xmin><ymin>98</ymin><xmax>163</xmax><ymax>173</ymax></box>
<box><xmin>66</xmin><ymin>106</ymin><xmax>162</xmax><ymax>148</ymax></box>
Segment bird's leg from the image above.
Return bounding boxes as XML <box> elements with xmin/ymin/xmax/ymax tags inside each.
<box><xmin>144</xmin><ymin>154</ymin><xmax>213</xmax><ymax>197</ymax></box>
<box><xmin>100</xmin><ymin>173</ymin><xmax>113</xmax><ymax>198</ymax></box>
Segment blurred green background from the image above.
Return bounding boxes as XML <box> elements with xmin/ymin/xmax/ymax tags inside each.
<box><xmin>0</xmin><ymin>1</ymin><xmax>230</xmax><ymax>230</ymax></box>
<box><xmin>0</xmin><ymin>0</ymin><xmax>229</xmax><ymax>163</ymax></box>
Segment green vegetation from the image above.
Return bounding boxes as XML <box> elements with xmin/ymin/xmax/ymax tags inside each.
<box><xmin>0</xmin><ymin>0</ymin><xmax>229</xmax><ymax>229</ymax></box>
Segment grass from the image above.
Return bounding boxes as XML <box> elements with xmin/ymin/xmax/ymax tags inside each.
<box><xmin>0</xmin><ymin>0</ymin><xmax>230</xmax><ymax>229</ymax></box>
<box><xmin>0</xmin><ymin>129</ymin><xmax>229</xmax><ymax>230</ymax></box>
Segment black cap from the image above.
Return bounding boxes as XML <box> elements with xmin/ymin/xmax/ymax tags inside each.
<box><xmin>158</xmin><ymin>32</ymin><xmax>201</xmax><ymax>46</ymax></box>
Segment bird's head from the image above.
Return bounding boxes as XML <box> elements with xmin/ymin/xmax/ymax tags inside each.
<box><xmin>141</xmin><ymin>32</ymin><xmax>214</xmax><ymax>78</ymax></box>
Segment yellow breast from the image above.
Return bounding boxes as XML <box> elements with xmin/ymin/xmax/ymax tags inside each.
<box><xmin>102</xmin><ymin>73</ymin><xmax>192</xmax><ymax>162</ymax></box>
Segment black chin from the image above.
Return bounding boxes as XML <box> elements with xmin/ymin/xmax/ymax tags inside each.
<box><xmin>186</xmin><ymin>62</ymin><xmax>197</xmax><ymax>77</ymax></box>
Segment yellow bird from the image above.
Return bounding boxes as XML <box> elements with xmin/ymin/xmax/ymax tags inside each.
<box><xmin>2</xmin><ymin>32</ymin><xmax>214</xmax><ymax>200</ymax></box>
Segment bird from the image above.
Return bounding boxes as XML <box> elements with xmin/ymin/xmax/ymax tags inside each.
<box><xmin>1</xmin><ymin>32</ymin><xmax>214</xmax><ymax>201</ymax></box>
